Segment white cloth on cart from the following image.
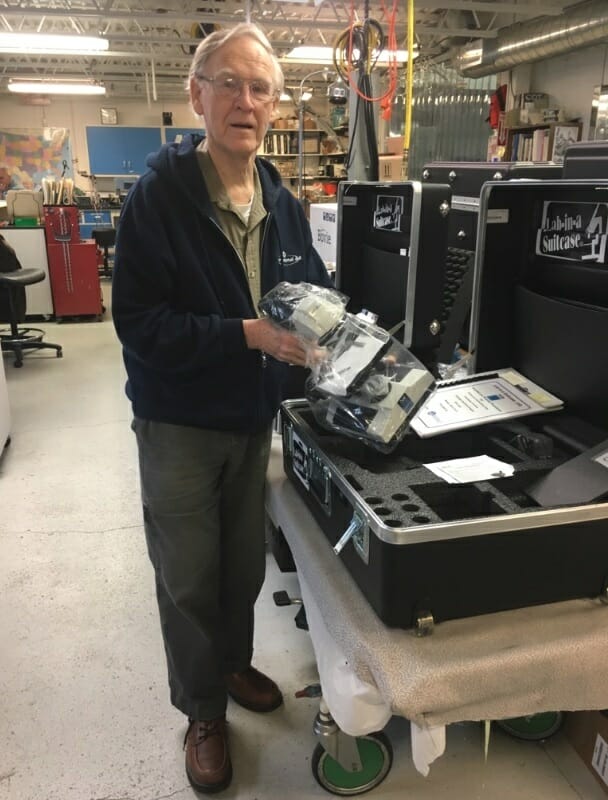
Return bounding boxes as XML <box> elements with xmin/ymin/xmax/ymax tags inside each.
<box><xmin>266</xmin><ymin>437</ymin><xmax>608</xmax><ymax>772</ymax></box>
<box><xmin>297</xmin><ymin>564</ymin><xmax>446</xmax><ymax>775</ymax></box>
<box><xmin>296</xmin><ymin>566</ymin><xmax>393</xmax><ymax>736</ymax></box>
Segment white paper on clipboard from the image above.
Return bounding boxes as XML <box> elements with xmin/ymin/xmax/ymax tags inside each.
<box><xmin>410</xmin><ymin>368</ymin><xmax>563</xmax><ymax>438</ymax></box>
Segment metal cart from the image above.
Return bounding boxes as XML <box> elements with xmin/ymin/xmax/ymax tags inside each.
<box><xmin>265</xmin><ymin>436</ymin><xmax>608</xmax><ymax>795</ymax></box>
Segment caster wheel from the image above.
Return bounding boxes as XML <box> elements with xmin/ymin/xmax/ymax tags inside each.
<box><xmin>496</xmin><ymin>711</ymin><xmax>564</xmax><ymax>741</ymax></box>
<box><xmin>311</xmin><ymin>732</ymin><xmax>393</xmax><ymax>796</ymax></box>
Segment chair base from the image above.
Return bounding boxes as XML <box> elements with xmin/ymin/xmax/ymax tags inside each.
<box><xmin>99</xmin><ymin>254</ymin><xmax>113</xmax><ymax>279</ymax></box>
<box><xmin>0</xmin><ymin>326</ymin><xmax>63</xmax><ymax>368</ymax></box>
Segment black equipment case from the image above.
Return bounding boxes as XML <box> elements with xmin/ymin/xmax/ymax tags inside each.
<box><xmin>281</xmin><ymin>178</ymin><xmax>608</xmax><ymax>632</ymax></box>
<box><xmin>562</xmin><ymin>141</ymin><xmax>608</xmax><ymax>178</ymax></box>
<box><xmin>421</xmin><ymin>161</ymin><xmax>563</xmax><ymax>249</ymax></box>
<box><xmin>420</xmin><ymin>161</ymin><xmax>563</xmax><ymax>363</ymax></box>
<box><xmin>335</xmin><ymin>180</ymin><xmax>451</xmax><ymax>365</ymax></box>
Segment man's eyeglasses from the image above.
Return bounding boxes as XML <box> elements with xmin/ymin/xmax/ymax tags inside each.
<box><xmin>198</xmin><ymin>73</ymin><xmax>277</xmax><ymax>104</ymax></box>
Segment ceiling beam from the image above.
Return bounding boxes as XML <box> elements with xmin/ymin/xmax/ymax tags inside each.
<box><xmin>414</xmin><ymin>0</ymin><xmax>564</xmax><ymax>14</ymax></box>
<box><xmin>410</xmin><ymin>27</ymin><xmax>497</xmax><ymax>38</ymax></box>
<box><xmin>0</xmin><ymin>2</ymin><xmax>561</xmax><ymax>30</ymax></box>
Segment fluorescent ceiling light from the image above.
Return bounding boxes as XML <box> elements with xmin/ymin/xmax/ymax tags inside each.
<box><xmin>279</xmin><ymin>88</ymin><xmax>312</xmax><ymax>101</ymax></box>
<box><xmin>0</xmin><ymin>32</ymin><xmax>109</xmax><ymax>55</ymax></box>
<box><xmin>8</xmin><ymin>80</ymin><xmax>106</xmax><ymax>96</ymax></box>
<box><xmin>283</xmin><ymin>46</ymin><xmax>417</xmax><ymax>64</ymax></box>
<box><xmin>282</xmin><ymin>46</ymin><xmax>336</xmax><ymax>63</ymax></box>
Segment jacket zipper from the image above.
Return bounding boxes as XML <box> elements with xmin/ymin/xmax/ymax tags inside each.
<box><xmin>207</xmin><ymin>216</ymin><xmax>268</xmax><ymax>429</ymax></box>
<box><xmin>260</xmin><ymin>211</ymin><xmax>272</xmax><ymax>295</ymax></box>
<box><xmin>208</xmin><ymin>216</ymin><xmax>257</xmax><ymax>315</ymax></box>
<box><xmin>260</xmin><ymin>212</ymin><xmax>272</xmax><ymax>371</ymax></box>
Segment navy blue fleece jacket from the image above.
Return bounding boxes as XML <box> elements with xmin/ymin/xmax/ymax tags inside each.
<box><xmin>112</xmin><ymin>134</ymin><xmax>331</xmax><ymax>432</ymax></box>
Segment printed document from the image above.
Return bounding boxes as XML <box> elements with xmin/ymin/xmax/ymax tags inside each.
<box><xmin>411</xmin><ymin>368</ymin><xmax>563</xmax><ymax>438</ymax></box>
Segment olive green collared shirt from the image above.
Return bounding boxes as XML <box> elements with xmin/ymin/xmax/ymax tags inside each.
<box><xmin>196</xmin><ymin>146</ymin><xmax>266</xmax><ymax>308</ymax></box>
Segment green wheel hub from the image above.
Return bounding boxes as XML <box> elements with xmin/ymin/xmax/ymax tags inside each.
<box><xmin>496</xmin><ymin>711</ymin><xmax>564</xmax><ymax>741</ymax></box>
<box><xmin>312</xmin><ymin>732</ymin><xmax>393</xmax><ymax>796</ymax></box>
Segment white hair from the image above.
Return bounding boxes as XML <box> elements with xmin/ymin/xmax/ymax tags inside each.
<box><xmin>188</xmin><ymin>23</ymin><xmax>284</xmax><ymax>94</ymax></box>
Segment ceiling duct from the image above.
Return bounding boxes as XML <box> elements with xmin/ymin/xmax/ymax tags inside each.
<box><xmin>458</xmin><ymin>0</ymin><xmax>608</xmax><ymax>77</ymax></box>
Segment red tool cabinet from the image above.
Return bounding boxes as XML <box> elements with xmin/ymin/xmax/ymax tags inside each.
<box><xmin>43</xmin><ymin>206</ymin><xmax>103</xmax><ymax>319</ymax></box>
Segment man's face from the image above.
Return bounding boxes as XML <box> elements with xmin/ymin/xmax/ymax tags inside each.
<box><xmin>189</xmin><ymin>36</ymin><xmax>278</xmax><ymax>160</ymax></box>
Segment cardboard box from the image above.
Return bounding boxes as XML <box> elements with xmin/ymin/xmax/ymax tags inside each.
<box><xmin>378</xmin><ymin>155</ymin><xmax>403</xmax><ymax>181</ymax></box>
<box><xmin>504</xmin><ymin>108</ymin><xmax>523</xmax><ymax>128</ymax></box>
<box><xmin>516</xmin><ymin>92</ymin><xmax>549</xmax><ymax>110</ymax></box>
<box><xmin>384</xmin><ymin>135</ymin><xmax>404</xmax><ymax>155</ymax></box>
<box><xmin>543</xmin><ymin>108</ymin><xmax>565</xmax><ymax>123</ymax></box>
<box><xmin>309</xmin><ymin>202</ymin><xmax>338</xmax><ymax>266</ymax></box>
<box><xmin>302</xmin><ymin>131</ymin><xmax>320</xmax><ymax>154</ymax></box>
<box><xmin>565</xmin><ymin>711</ymin><xmax>608</xmax><ymax>795</ymax></box>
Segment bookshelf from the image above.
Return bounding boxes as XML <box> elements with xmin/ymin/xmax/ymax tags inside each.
<box><xmin>261</xmin><ymin>128</ymin><xmax>321</xmax><ymax>157</ymax></box>
<box><xmin>504</xmin><ymin>121</ymin><xmax>582</xmax><ymax>163</ymax></box>
<box><xmin>260</xmin><ymin>128</ymin><xmax>347</xmax><ymax>194</ymax></box>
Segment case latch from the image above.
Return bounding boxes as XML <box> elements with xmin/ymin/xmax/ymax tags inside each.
<box><xmin>334</xmin><ymin>512</ymin><xmax>366</xmax><ymax>559</ymax></box>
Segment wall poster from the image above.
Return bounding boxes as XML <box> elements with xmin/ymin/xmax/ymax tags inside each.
<box><xmin>0</xmin><ymin>128</ymin><xmax>73</xmax><ymax>190</ymax></box>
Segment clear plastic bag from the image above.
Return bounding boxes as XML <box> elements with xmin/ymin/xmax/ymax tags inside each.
<box><xmin>258</xmin><ymin>281</ymin><xmax>347</xmax><ymax>344</ymax></box>
<box><xmin>307</xmin><ymin>314</ymin><xmax>435</xmax><ymax>452</ymax></box>
<box><xmin>259</xmin><ymin>282</ymin><xmax>435</xmax><ymax>451</ymax></box>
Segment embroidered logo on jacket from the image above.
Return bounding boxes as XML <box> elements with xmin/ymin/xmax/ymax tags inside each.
<box><xmin>281</xmin><ymin>251</ymin><xmax>303</xmax><ymax>266</ymax></box>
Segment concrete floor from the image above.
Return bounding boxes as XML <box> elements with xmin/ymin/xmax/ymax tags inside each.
<box><xmin>0</xmin><ymin>287</ymin><xmax>606</xmax><ymax>800</ymax></box>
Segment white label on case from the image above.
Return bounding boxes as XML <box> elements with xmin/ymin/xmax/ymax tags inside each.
<box><xmin>592</xmin><ymin>732</ymin><xmax>608</xmax><ymax>786</ymax></box>
<box><xmin>486</xmin><ymin>209</ymin><xmax>509</xmax><ymax>223</ymax></box>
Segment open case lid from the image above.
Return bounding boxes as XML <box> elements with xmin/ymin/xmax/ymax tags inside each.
<box><xmin>335</xmin><ymin>180</ymin><xmax>451</xmax><ymax>362</ymax></box>
<box><xmin>469</xmin><ymin>178</ymin><xmax>608</xmax><ymax>427</ymax></box>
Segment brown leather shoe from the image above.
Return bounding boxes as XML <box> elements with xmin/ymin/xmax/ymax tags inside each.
<box><xmin>225</xmin><ymin>666</ymin><xmax>283</xmax><ymax>712</ymax></box>
<box><xmin>184</xmin><ymin>716</ymin><xmax>232</xmax><ymax>794</ymax></box>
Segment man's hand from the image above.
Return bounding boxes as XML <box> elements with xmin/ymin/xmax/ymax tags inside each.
<box><xmin>243</xmin><ymin>318</ymin><xmax>309</xmax><ymax>366</ymax></box>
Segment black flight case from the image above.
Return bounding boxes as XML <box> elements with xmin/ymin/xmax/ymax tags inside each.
<box><xmin>282</xmin><ymin>180</ymin><xmax>451</xmax><ymax>402</ymax></box>
<box><xmin>281</xmin><ymin>178</ymin><xmax>608</xmax><ymax>632</ymax></box>
<box><xmin>421</xmin><ymin>161</ymin><xmax>563</xmax><ymax>246</ymax></box>
<box><xmin>335</xmin><ymin>180</ymin><xmax>451</xmax><ymax>365</ymax></box>
<box><xmin>562</xmin><ymin>141</ymin><xmax>608</xmax><ymax>178</ymax></box>
<box><xmin>421</xmin><ymin>161</ymin><xmax>563</xmax><ymax>362</ymax></box>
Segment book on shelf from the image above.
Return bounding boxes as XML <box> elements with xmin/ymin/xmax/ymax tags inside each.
<box><xmin>508</xmin><ymin>121</ymin><xmax>581</xmax><ymax>163</ymax></box>
<box><xmin>510</xmin><ymin>127</ymin><xmax>550</xmax><ymax>162</ymax></box>
<box><xmin>532</xmin><ymin>128</ymin><xmax>549</xmax><ymax>161</ymax></box>
<box><xmin>262</xmin><ymin>131</ymin><xmax>298</xmax><ymax>155</ymax></box>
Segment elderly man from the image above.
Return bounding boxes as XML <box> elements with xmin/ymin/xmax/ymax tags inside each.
<box><xmin>112</xmin><ymin>22</ymin><xmax>331</xmax><ymax>794</ymax></box>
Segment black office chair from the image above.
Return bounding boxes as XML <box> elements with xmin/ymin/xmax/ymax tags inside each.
<box><xmin>92</xmin><ymin>227</ymin><xmax>116</xmax><ymax>278</ymax></box>
<box><xmin>0</xmin><ymin>269</ymin><xmax>63</xmax><ymax>367</ymax></box>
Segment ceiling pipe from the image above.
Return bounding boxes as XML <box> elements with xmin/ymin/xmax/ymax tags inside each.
<box><xmin>459</xmin><ymin>0</ymin><xmax>608</xmax><ymax>77</ymax></box>
<box><xmin>145</xmin><ymin>71</ymin><xmax>151</xmax><ymax>108</ymax></box>
<box><xmin>151</xmin><ymin>57</ymin><xmax>157</xmax><ymax>101</ymax></box>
